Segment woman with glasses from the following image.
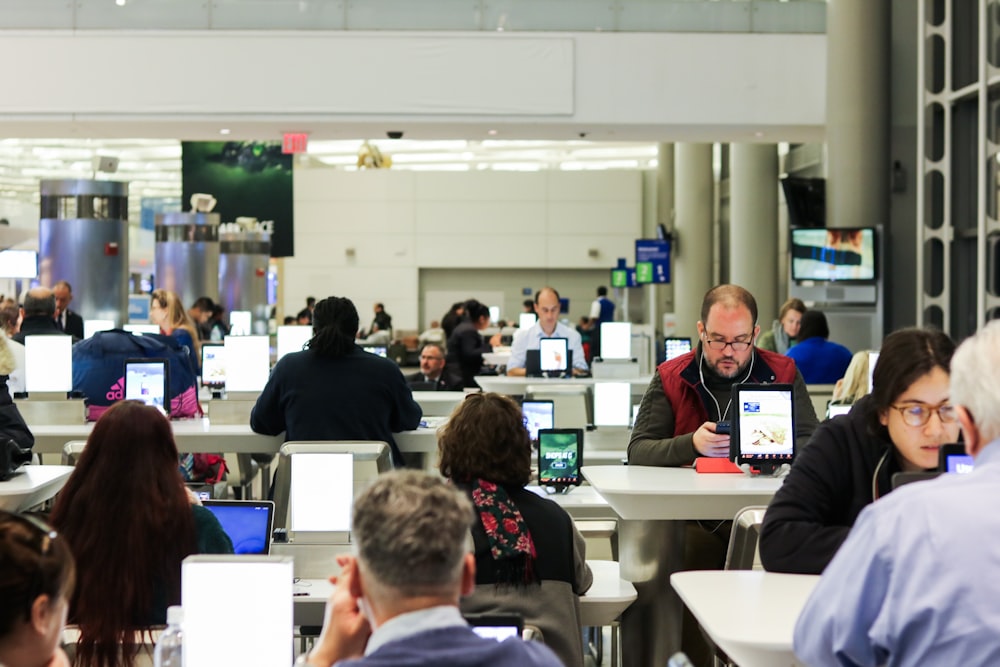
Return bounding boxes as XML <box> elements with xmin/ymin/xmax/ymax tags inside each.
<box><xmin>438</xmin><ymin>393</ymin><xmax>593</xmax><ymax>667</ymax></box>
<box><xmin>760</xmin><ymin>327</ymin><xmax>959</xmax><ymax>574</ymax></box>
<box><xmin>49</xmin><ymin>400</ymin><xmax>232</xmax><ymax>666</ymax></box>
<box><xmin>0</xmin><ymin>511</ymin><xmax>75</xmax><ymax>667</ymax></box>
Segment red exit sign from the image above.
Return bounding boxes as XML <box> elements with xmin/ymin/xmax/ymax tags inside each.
<box><xmin>282</xmin><ymin>133</ymin><xmax>308</xmax><ymax>154</ymax></box>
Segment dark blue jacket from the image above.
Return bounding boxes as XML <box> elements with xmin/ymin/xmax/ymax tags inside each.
<box><xmin>786</xmin><ymin>337</ymin><xmax>853</xmax><ymax>384</ymax></box>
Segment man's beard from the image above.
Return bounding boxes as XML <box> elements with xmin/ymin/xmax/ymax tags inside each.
<box><xmin>705</xmin><ymin>354</ymin><xmax>752</xmax><ymax>381</ymax></box>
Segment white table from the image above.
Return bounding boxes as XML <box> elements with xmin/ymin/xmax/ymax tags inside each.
<box><xmin>475</xmin><ymin>375</ymin><xmax>652</xmax><ymax>396</ymax></box>
<box><xmin>671</xmin><ymin>571</ymin><xmax>819</xmax><ymax>667</ymax></box>
<box><xmin>0</xmin><ymin>465</ymin><xmax>74</xmax><ymax>511</ymax></box>
<box><xmin>291</xmin><ymin>559</ymin><xmax>635</xmax><ymax>628</ymax></box>
<box><xmin>582</xmin><ymin>465</ymin><xmax>784</xmax><ymax>667</ymax></box>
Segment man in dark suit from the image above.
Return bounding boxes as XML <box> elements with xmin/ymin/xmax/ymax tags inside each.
<box><xmin>53</xmin><ymin>280</ymin><xmax>84</xmax><ymax>339</ymax></box>
<box><xmin>406</xmin><ymin>343</ymin><xmax>460</xmax><ymax>391</ymax></box>
<box><xmin>15</xmin><ymin>287</ymin><xmax>73</xmax><ymax>344</ymax></box>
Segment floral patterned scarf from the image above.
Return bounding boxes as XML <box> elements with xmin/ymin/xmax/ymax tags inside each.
<box><xmin>471</xmin><ymin>479</ymin><xmax>538</xmax><ymax>586</ymax></box>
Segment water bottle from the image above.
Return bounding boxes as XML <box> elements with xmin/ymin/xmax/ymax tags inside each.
<box><xmin>154</xmin><ymin>606</ymin><xmax>184</xmax><ymax>667</ymax></box>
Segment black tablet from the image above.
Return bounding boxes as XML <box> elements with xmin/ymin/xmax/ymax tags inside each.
<box><xmin>729</xmin><ymin>383</ymin><xmax>795</xmax><ymax>467</ymax></box>
<box><xmin>538</xmin><ymin>428</ymin><xmax>583</xmax><ymax>487</ymax></box>
<box><xmin>124</xmin><ymin>358</ymin><xmax>170</xmax><ymax>414</ymax></box>
<box><xmin>938</xmin><ymin>443</ymin><xmax>974</xmax><ymax>474</ymax></box>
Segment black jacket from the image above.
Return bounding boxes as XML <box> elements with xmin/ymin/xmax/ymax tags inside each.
<box><xmin>14</xmin><ymin>316</ymin><xmax>74</xmax><ymax>344</ymax></box>
<box><xmin>446</xmin><ymin>321</ymin><xmax>492</xmax><ymax>389</ymax></box>
<box><xmin>405</xmin><ymin>369</ymin><xmax>461</xmax><ymax>391</ymax></box>
<box><xmin>759</xmin><ymin>395</ymin><xmax>904</xmax><ymax>574</ymax></box>
<box><xmin>60</xmin><ymin>310</ymin><xmax>85</xmax><ymax>340</ymax></box>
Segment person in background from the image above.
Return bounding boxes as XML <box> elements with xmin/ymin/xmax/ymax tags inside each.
<box><xmin>0</xmin><ymin>300</ymin><xmax>25</xmax><ymax>395</ymax></box>
<box><xmin>785</xmin><ymin>309</ymin><xmax>853</xmax><ymax>384</ymax></box>
<box><xmin>187</xmin><ymin>296</ymin><xmax>215</xmax><ymax>341</ymax></box>
<box><xmin>506</xmin><ymin>287</ymin><xmax>589</xmax><ymax>377</ymax></box>
<box><xmin>50</xmin><ymin>401</ymin><xmax>232</xmax><ymax>667</ymax></box>
<box><xmin>0</xmin><ymin>510</ymin><xmax>76</xmax><ymax>667</ymax></box>
<box><xmin>52</xmin><ymin>280</ymin><xmax>84</xmax><ymax>340</ymax></box>
<box><xmin>439</xmin><ymin>393</ymin><xmax>593</xmax><ymax>667</ymax></box>
<box><xmin>830</xmin><ymin>349</ymin><xmax>873</xmax><ymax>406</ymax></box>
<box><xmin>359</xmin><ymin>302</ymin><xmax>392</xmax><ymax>339</ymax></box>
<box><xmin>150</xmin><ymin>289</ymin><xmax>200</xmax><ymax>375</ymax></box>
<box><xmin>794</xmin><ymin>321</ymin><xmax>1000</xmax><ymax>666</ymax></box>
<box><xmin>283</xmin><ymin>315</ymin><xmax>296</xmax><ymax>325</ymax></box>
<box><xmin>587</xmin><ymin>285</ymin><xmax>615</xmax><ymax>358</ymax></box>
<box><xmin>760</xmin><ymin>328</ymin><xmax>959</xmax><ymax>575</ymax></box>
<box><xmin>14</xmin><ymin>288</ymin><xmax>71</xmax><ymax>344</ymax></box>
<box><xmin>417</xmin><ymin>320</ymin><xmax>446</xmax><ymax>347</ymax></box>
<box><xmin>406</xmin><ymin>343</ymin><xmax>459</xmax><ymax>391</ymax></box>
<box><xmin>299</xmin><ymin>471</ymin><xmax>562</xmax><ymax>667</ymax></box>
<box><xmin>207</xmin><ymin>303</ymin><xmax>229</xmax><ymax>341</ymax></box>
<box><xmin>446</xmin><ymin>300</ymin><xmax>501</xmax><ymax>389</ymax></box>
<box><xmin>251</xmin><ymin>296</ymin><xmax>421</xmax><ymax>467</ymax></box>
<box><xmin>305</xmin><ymin>296</ymin><xmax>316</xmax><ymax>323</ymax></box>
<box><xmin>441</xmin><ymin>302</ymin><xmax>466</xmax><ymax>341</ymax></box>
<box><xmin>297</xmin><ymin>309</ymin><xmax>312</xmax><ymax>325</ymax></box>
<box><xmin>756</xmin><ymin>297</ymin><xmax>806</xmax><ymax>354</ymax></box>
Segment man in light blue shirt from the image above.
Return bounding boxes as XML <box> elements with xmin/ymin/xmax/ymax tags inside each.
<box><xmin>507</xmin><ymin>287</ymin><xmax>589</xmax><ymax>376</ymax></box>
<box><xmin>794</xmin><ymin>320</ymin><xmax>1000</xmax><ymax>667</ymax></box>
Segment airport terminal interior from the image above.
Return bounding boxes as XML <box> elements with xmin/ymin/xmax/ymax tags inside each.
<box><xmin>1</xmin><ymin>1</ymin><xmax>998</xmax><ymax>666</ymax></box>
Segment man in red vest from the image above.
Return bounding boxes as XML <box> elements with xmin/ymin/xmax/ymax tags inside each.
<box><xmin>629</xmin><ymin>284</ymin><xmax>818</xmax><ymax>467</ymax></box>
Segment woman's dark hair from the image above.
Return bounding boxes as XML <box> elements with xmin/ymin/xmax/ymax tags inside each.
<box><xmin>308</xmin><ymin>297</ymin><xmax>360</xmax><ymax>358</ymax></box>
<box><xmin>49</xmin><ymin>401</ymin><xmax>196</xmax><ymax>667</ymax></box>
<box><xmin>463</xmin><ymin>299</ymin><xmax>490</xmax><ymax>323</ymax></box>
<box><xmin>0</xmin><ymin>511</ymin><xmax>75</xmax><ymax>638</ymax></box>
<box><xmin>865</xmin><ymin>327</ymin><xmax>956</xmax><ymax>439</ymax></box>
<box><xmin>796</xmin><ymin>310</ymin><xmax>830</xmax><ymax>341</ymax></box>
<box><xmin>438</xmin><ymin>393</ymin><xmax>532</xmax><ymax>487</ymax></box>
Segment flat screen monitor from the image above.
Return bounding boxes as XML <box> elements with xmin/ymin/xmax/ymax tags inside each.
<box><xmin>593</xmin><ymin>382</ymin><xmax>632</xmax><ymax>427</ymax></box>
<box><xmin>521</xmin><ymin>399</ymin><xmax>554</xmax><ymax>442</ymax></box>
<box><xmin>201</xmin><ymin>500</ymin><xmax>274</xmax><ymax>555</ymax></box>
<box><xmin>538</xmin><ymin>338</ymin><xmax>569</xmax><ymax>373</ymax></box>
<box><xmin>24</xmin><ymin>335</ymin><xmax>72</xmax><ymax>393</ymax></box>
<box><xmin>489</xmin><ymin>306</ymin><xmax>500</xmax><ymax>324</ymax></box>
<box><xmin>289</xmin><ymin>452</ymin><xmax>353</xmax><ymax>533</ymax></box>
<box><xmin>599</xmin><ymin>322</ymin><xmax>631</xmax><ymax>360</ymax></box>
<box><xmin>83</xmin><ymin>319</ymin><xmax>115</xmax><ymax>339</ymax></box>
<box><xmin>730</xmin><ymin>384</ymin><xmax>795</xmax><ymax>465</ymax></box>
<box><xmin>201</xmin><ymin>343</ymin><xmax>225</xmax><ymax>388</ymax></box>
<box><xmin>223</xmin><ymin>335</ymin><xmax>269</xmax><ymax>392</ymax></box>
<box><xmin>276</xmin><ymin>325</ymin><xmax>312</xmax><ymax>361</ymax></box>
<box><xmin>790</xmin><ymin>228</ymin><xmax>876</xmax><ymax>281</ymax></box>
<box><xmin>0</xmin><ymin>250</ymin><xmax>37</xmax><ymax>279</ymax></box>
<box><xmin>362</xmin><ymin>345</ymin><xmax>387</xmax><ymax>358</ymax></box>
<box><xmin>182</xmin><ymin>556</ymin><xmax>293</xmax><ymax>667</ymax></box>
<box><xmin>537</xmin><ymin>428</ymin><xmax>583</xmax><ymax>487</ymax></box>
<box><xmin>229</xmin><ymin>310</ymin><xmax>252</xmax><ymax>336</ymax></box>
<box><xmin>664</xmin><ymin>337</ymin><xmax>693</xmax><ymax>361</ymax></box>
<box><xmin>124</xmin><ymin>358</ymin><xmax>169</xmax><ymax>413</ymax></box>
<box><xmin>123</xmin><ymin>323</ymin><xmax>160</xmax><ymax>335</ymax></box>
<box><xmin>518</xmin><ymin>313</ymin><xmax>537</xmax><ymax>329</ymax></box>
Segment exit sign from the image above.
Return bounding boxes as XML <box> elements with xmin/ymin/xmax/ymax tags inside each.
<box><xmin>282</xmin><ymin>133</ymin><xmax>309</xmax><ymax>154</ymax></box>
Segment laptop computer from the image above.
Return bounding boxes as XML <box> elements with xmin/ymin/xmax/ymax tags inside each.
<box><xmin>201</xmin><ymin>500</ymin><xmax>275</xmax><ymax>555</ymax></box>
<box><xmin>524</xmin><ymin>342</ymin><xmax>574</xmax><ymax>378</ymax></box>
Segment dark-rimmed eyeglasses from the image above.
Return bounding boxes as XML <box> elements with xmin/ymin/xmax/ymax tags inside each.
<box><xmin>889</xmin><ymin>402</ymin><xmax>959</xmax><ymax>427</ymax></box>
<box><xmin>702</xmin><ymin>333</ymin><xmax>754</xmax><ymax>353</ymax></box>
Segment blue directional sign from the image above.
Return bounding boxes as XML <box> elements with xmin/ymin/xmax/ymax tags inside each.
<box><xmin>635</xmin><ymin>239</ymin><xmax>671</xmax><ymax>284</ymax></box>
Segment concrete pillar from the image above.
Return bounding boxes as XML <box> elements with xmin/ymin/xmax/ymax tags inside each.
<box><xmin>652</xmin><ymin>143</ymin><xmax>675</xmax><ymax>332</ymax></box>
<box><xmin>730</xmin><ymin>143</ymin><xmax>779</xmax><ymax>325</ymax></box>
<box><xmin>826</xmin><ymin>0</ymin><xmax>890</xmax><ymax>228</ymax></box>
<box><xmin>674</xmin><ymin>143</ymin><xmax>714</xmax><ymax>332</ymax></box>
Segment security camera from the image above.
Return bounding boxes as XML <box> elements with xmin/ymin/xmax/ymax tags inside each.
<box><xmin>578</xmin><ymin>132</ymin><xmax>588</xmax><ymax>139</ymax></box>
<box><xmin>386</xmin><ymin>131</ymin><xmax>404</xmax><ymax>139</ymax></box>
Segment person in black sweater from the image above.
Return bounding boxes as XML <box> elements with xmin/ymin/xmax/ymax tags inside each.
<box><xmin>250</xmin><ymin>296</ymin><xmax>421</xmax><ymax>467</ymax></box>
<box><xmin>446</xmin><ymin>300</ymin><xmax>501</xmax><ymax>389</ymax></box>
<box><xmin>759</xmin><ymin>328</ymin><xmax>960</xmax><ymax>574</ymax></box>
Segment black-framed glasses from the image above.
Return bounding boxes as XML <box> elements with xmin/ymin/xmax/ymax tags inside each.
<box><xmin>702</xmin><ymin>333</ymin><xmax>754</xmax><ymax>353</ymax></box>
<box><xmin>890</xmin><ymin>402</ymin><xmax>959</xmax><ymax>427</ymax></box>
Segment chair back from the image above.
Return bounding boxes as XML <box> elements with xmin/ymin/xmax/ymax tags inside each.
<box><xmin>724</xmin><ymin>505</ymin><xmax>767</xmax><ymax>570</ymax></box>
<box><xmin>61</xmin><ymin>440</ymin><xmax>87</xmax><ymax>466</ymax></box>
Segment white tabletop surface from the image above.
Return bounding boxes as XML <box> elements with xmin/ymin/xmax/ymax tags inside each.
<box><xmin>292</xmin><ymin>560</ymin><xmax>634</xmax><ymax>628</ymax></box>
<box><xmin>0</xmin><ymin>464</ymin><xmax>74</xmax><ymax>511</ymax></box>
<box><xmin>670</xmin><ymin>570</ymin><xmax>819</xmax><ymax>667</ymax></box>
<box><xmin>582</xmin><ymin>465</ymin><xmax>784</xmax><ymax>521</ymax></box>
<box><xmin>475</xmin><ymin>375</ymin><xmax>652</xmax><ymax>395</ymax></box>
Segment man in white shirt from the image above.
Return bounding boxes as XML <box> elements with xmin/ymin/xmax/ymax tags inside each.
<box><xmin>794</xmin><ymin>319</ymin><xmax>1000</xmax><ymax>667</ymax></box>
<box><xmin>506</xmin><ymin>287</ymin><xmax>588</xmax><ymax>377</ymax></box>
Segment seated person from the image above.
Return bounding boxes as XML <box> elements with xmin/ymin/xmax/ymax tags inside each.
<box><xmin>299</xmin><ymin>470</ymin><xmax>563</xmax><ymax>667</ymax></box>
<box><xmin>756</xmin><ymin>297</ymin><xmax>805</xmax><ymax>354</ymax></box>
<box><xmin>0</xmin><ymin>510</ymin><xmax>75</xmax><ymax>667</ymax></box>
<box><xmin>438</xmin><ymin>393</ymin><xmax>593</xmax><ymax>667</ymax></box>
<box><xmin>251</xmin><ymin>296</ymin><xmax>421</xmax><ymax>467</ymax></box>
<box><xmin>357</xmin><ymin>328</ymin><xmax>391</xmax><ymax>346</ymax></box>
<box><xmin>759</xmin><ymin>328</ymin><xmax>959</xmax><ymax>574</ymax></box>
<box><xmin>446</xmin><ymin>300</ymin><xmax>501</xmax><ymax>389</ymax></box>
<box><xmin>50</xmin><ymin>401</ymin><xmax>232</xmax><ymax>666</ymax></box>
<box><xmin>507</xmin><ymin>287</ymin><xmax>589</xmax><ymax>377</ymax></box>
<box><xmin>13</xmin><ymin>287</ymin><xmax>72</xmax><ymax>344</ymax></box>
<box><xmin>150</xmin><ymin>289</ymin><xmax>200</xmax><ymax>375</ymax></box>
<box><xmin>418</xmin><ymin>320</ymin><xmax>446</xmax><ymax>346</ymax></box>
<box><xmin>406</xmin><ymin>343</ymin><xmax>460</xmax><ymax>391</ymax></box>
<box><xmin>785</xmin><ymin>310</ymin><xmax>853</xmax><ymax>384</ymax></box>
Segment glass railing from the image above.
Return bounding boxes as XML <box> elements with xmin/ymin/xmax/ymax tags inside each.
<box><xmin>0</xmin><ymin>0</ymin><xmax>825</xmax><ymax>33</ymax></box>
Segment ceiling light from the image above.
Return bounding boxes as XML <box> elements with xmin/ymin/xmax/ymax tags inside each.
<box><xmin>487</xmin><ymin>130</ymin><xmax>498</xmax><ymax>136</ymax></box>
<box><xmin>115</xmin><ymin>0</ymin><xmax>126</xmax><ymax>6</ymax></box>
<box><xmin>220</xmin><ymin>128</ymin><xmax>231</xmax><ymax>135</ymax></box>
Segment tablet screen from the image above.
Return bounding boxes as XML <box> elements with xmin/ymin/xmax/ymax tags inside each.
<box><xmin>521</xmin><ymin>400</ymin><xmax>554</xmax><ymax>442</ymax></box>
<box><xmin>539</xmin><ymin>338</ymin><xmax>568</xmax><ymax>372</ymax></box>
<box><xmin>201</xmin><ymin>343</ymin><xmax>225</xmax><ymax>388</ymax></box>
<box><xmin>732</xmin><ymin>385</ymin><xmax>794</xmax><ymax>463</ymax></box>
<box><xmin>124</xmin><ymin>359</ymin><xmax>169</xmax><ymax>413</ymax></box>
<box><xmin>538</xmin><ymin>429</ymin><xmax>583</xmax><ymax>486</ymax></box>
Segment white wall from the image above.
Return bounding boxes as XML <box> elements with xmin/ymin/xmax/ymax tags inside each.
<box><xmin>291</xmin><ymin>168</ymin><xmax>643</xmax><ymax>331</ymax></box>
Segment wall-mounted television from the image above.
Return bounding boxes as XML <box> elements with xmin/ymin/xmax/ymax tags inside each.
<box><xmin>791</xmin><ymin>228</ymin><xmax>877</xmax><ymax>282</ymax></box>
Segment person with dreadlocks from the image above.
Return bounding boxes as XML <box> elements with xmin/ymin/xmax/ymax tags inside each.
<box><xmin>437</xmin><ymin>392</ymin><xmax>593</xmax><ymax>667</ymax></box>
<box><xmin>250</xmin><ymin>296</ymin><xmax>421</xmax><ymax>467</ymax></box>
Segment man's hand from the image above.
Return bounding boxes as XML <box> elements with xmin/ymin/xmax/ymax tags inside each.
<box><xmin>692</xmin><ymin>422</ymin><xmax>730</xmax><ymax>458</ymax></box>
<box><xmin>305</xmin><ymin>555</ymin><xmax>372</xmax><ymax>666</ymax></box>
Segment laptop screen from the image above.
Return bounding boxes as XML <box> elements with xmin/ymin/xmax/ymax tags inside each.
<box><xmin>202</xmin><ymin>500</ymin><xmax>274</xmax><ymax>555</ymax></box>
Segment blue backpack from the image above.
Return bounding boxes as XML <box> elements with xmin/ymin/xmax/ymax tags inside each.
<box><xmin>72</xmin><ymin>330</ymin><xmax>201</xmax><ymax>421</ymax></box>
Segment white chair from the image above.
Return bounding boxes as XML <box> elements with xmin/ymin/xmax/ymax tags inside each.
<box><xmin>60</xmin><ymin>441</ymin><xmax>87</xmax><ymax>466</ymax></box>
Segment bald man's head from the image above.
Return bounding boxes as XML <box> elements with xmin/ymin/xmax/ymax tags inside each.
<box><xmin>23</xmin><ymin>287</ymin><xmax>56</xmax><ymax>318</ymax></box>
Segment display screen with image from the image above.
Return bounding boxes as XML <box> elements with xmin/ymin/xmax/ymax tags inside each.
<box><xmin>201</xmin><ymin>343</ymin><xmax>225</xmax><ymax>388</ymax></box>
<box><xmin>664</xmin><ymin>337</ymin><xmax>692</xmax><ymax>361</ymax></box>
<box><xmin>539</xmin><ymin>338</ymin><xmax>569</xmax><ymax>372</ymax></box>
<box><xmin>731</xmin><ymin>385</ymin><xmax>795</xmax><ymax>463</ymax></box>
<box><xmin>124</xmin><ymin>359</ymin><xmax>169</xmax><ymax>412</ymax></box>
<box><xmin>537</xmin><ymin>429</ymin><xmax>583</xmax><ymax>486</ymax></box>
<box><xmin>791</xmin><ymin>228</ymin><xmax>876</xmax><ymax>281</ymax></box>
<box><xmin>521</xmin><ymin>400</ymin><xmax>554</xmax><ymax>441</ymax></box>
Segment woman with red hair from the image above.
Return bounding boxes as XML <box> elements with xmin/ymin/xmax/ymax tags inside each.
<box><xmin>50</xmin><ymin>401</ymin><xmax>232</xmax><ymax>666</ymax></box>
